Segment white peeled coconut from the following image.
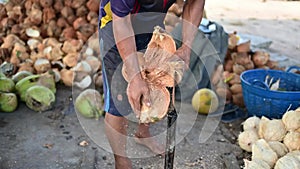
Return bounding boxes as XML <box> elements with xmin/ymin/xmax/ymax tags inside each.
<box><xmin>268</xmin><ymin>141</ymin><xmax>289</xmax><ymax>158</ymax></box>
<box><xmin>282</xmin><ymin>110</ymin><xmax>300</xmax><ymax>131</ymax></box>
<box><xmin>34</xmin><ymin>58</ymin><xmax>51</xmax><ymax>74</ymax></box>
<box><xmin>243</xmin><ymin>159</ymin><xmax>270</xmax><ymax>169</ymax></box>
<box><xmin>252</xmin><ymin>139</ymin><xmax>278</xmax><ymax>168</ymax></box>
<box><xmin>238</xmin><ymin>129</ymin><xmax>259</xmax><ymax>152</ymax></box>
<box><xmin>258</xmin><ymin>116</ymin><xmax>286</xmax><ymax>141</ymax></box>
<box><xmin>243</xmin><ymin>116</ymin><xmax>260</xmax><ymax>131</ymax></box>
<box><xmin>72</xmin><ymin>61</ymin><xmax>92</xmax><ymax>73</ymax></box>
<box><xmin>26</xmin><ymin>28</ymin><xmax>40</xmax><ymax>38</ymax></box>
<box><xmin>283</xmin><ymin>131</ymin><xmax>300</xmax><ymax>152</ymax></box>
<box><xmin>287</xmin><ymin>151</ymin><xmax>300</xmax><ymax>161</ymax></box>
<box><xmin>74</xmin><ymin>75</ymin><xmax>92</xmax><ymax>90</ymax></box>
<box><xmin>274</xmin><ymin>153</ymin><xmax>300</xmax><ymax>169</ymax></box>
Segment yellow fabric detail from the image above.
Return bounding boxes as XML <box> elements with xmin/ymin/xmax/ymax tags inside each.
<box><xmin>100</xmin><ymin>2</ymin><xmax>113</xmax><ymax>29</ymax></box>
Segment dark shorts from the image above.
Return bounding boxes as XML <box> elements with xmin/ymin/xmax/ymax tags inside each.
<box><xmin>99</xmin><ymin>22</ymin><xmax>152</xmax><ymax>116</ymax></box>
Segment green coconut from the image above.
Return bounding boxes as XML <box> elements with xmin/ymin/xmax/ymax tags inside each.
<box><xmin>0</xmin><ymin>92</ymin><xmax>18</xmax><ymax>112</ymax></box>
<box><xmin>15</xmin><ymin>73</ymin><xmax>56</xmax><ymax>101</ymax></box>
<box><xmin>191</xmin><ymin>88</ymin><xmax>219</xmax><ymax>114</ymax></box>
<box><xmin>75</xmin><ymin>89</ymin><xmax>103</xmax><ymax>119</ymax></box>
<box><xmin>12</xmin><ymin>71</ymin><xmax>33</xmax><ymax>83</ymax></box>
<box><xmin>25</xmin><ymin>85</ymin><xmax>55</xmax><ymax>112</ymax></box>
<box><xmin>0</xmin><ymin>72</ymin><xmax>5</xmax><ymax>78</ymax></box>
<box><xmin>0</xmin><ymin>77</ymin><xmax>15</xmax><ymax>92</ymax></box>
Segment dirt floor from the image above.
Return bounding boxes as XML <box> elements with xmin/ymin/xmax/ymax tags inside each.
<box><xmin>1</xmin><ymin>0</ymin><xmax>300</xmax><ymax>169</ymax></box>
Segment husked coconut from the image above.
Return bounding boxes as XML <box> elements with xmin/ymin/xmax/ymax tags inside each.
<box><xmin>252</xmin><ymin>139</ymin><xmax>278</xmax><ymax>168</ymax></box>
<box><xmin>85</xmin><ymin>56</ymin><xmax>101</xmax><ymax>73</ymax></box>
<box><xmin>63</xmin><ymin>53</ymin><xmax>78</xmax><ymax>68</ymax></box>
<box><xmin>283</xmin><ymin>131</ymin><xmax>300</xmax><ymax>152</ymax></box>
<box><xmin>34</xmin><ymin>58</ymin><xmax>51</xmax><ymax>74</ymax></box>
<box><xmin>243</xmin><ymin>116</ymin><xmax>261</xmax><ymax>131</ymax></box>
<box><xmin>268</xmin><ymin>141</ymin><xmax>289</xmax><ymax>158</ymax></box>
<box><xmin>282</xmin><ymin>110</ymin><xmax>300</xmax><ymax>131</ymax></box>
<box><xmin>26</xmin><ymin>27</ymin><xmax>40</xmax><ymax>38</ymax></box>
<box><xmin>60</xmin><ymin>69</ymin><xmax>74</xmax><ymax>87</ymax></box>
<box><xmin>233</xmin><ymin>64</ymin><xmax>246</xmax><ymax>75</ymax></box>
<box><xmin>252</xmin><ymin>51</ymin><xmax>270</xmax><ymax>67</ymax></box>
<box><xmin>74</xmin><ymin>75</ymin><xmax>92</xmax><ymax>90</ymax></box>
<box><xmin>62</xmin><ymin>39</ymin><xmax>83</xmax><ymax>54</ymax></box>
<box><xmin>72</xmin><ymin>61</ymin><xmax>92</xmax><ymax>73</ymax></box>
<box><xmin>238</xmin><ymin>129</ymin><xmax>259</xmax><ymax>152</ymax></box>
<box><xmin>258</xmin><ymin>116</ymin><xmax>286</xmax><ymax>141</ymax></box>
<box><xmin>274</xmin><ymin>153</ymin><xmax>300</xmax><ymax>169</ymax></box>
<box><xmin>243</xmin><ymin>159</ymin><xmax>270</xmax><ymax>169</ymax></box>
<box><xmin>93</xmin><ymin>73</ymin><xmax>103</xmax><ymax>88</ymax></box>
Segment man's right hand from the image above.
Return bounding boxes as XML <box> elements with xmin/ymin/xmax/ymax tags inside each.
<box><xmin>127</xmin><ymin>73</ymin><xmax>151</xmax><ymax>118</ymax></box>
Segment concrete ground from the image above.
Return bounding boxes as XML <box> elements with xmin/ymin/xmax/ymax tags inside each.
<box><xmin>1</xmin><ymin>0</ymin><xmax>299</xmax><ymax>168</ymax></box>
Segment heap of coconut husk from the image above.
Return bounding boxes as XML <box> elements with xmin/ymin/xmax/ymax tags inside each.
<box><xmin>0</xmin><ymin>0</ymin><xmax>102</xmax><ymax>89</ymax></box>
<box><xmin>212</xmin><ymin>32</ymin><xmax>284</xmax><ymax>107</ymax></box>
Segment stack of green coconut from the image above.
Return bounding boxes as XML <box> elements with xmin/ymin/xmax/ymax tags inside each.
<box><xmin>0</xmin><ymin>70</ymin><xmax>56</xmax><ymax>112</ymax></box>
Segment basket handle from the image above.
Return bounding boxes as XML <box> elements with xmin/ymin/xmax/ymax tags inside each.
<box><xmin>286</xmin><ymin>66</ymin><xmax>300</xmax><ymax>73</ymax></box>
<box><xmin>252</xmin><ymin>79</ymin><xmax>270</xmax><ymax>90</ymax></box>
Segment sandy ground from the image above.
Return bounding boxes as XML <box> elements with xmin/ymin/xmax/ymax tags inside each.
<box><xmin>205</xmin><ymin>0</ymin><xmax>300</xmax><ymax>61</ymax></box>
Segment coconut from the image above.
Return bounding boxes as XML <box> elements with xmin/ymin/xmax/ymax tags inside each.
<box><xmin>72</xmin><ymin>61</ymin><xmax>92</xmax><ymax>74</ymax></box>
<box><xmin>85</xmin><ymin>56</ymin><xmax>101</xmax><ymax>73</ymax></box>
<box><xmin>283</xmin><ymin>131</ymin><xmax>300</xmax><ymax>152</ymax></box>
<box><xmin>0</xmin><ymin>92</ymin><xmax>18</xmax><ymax>113</ymax></box>
<box><xmin>27</xmin><ymin>38</ymin><xmax>41</xmax><ymax>51</ymax></box>
<box><xmin>12</xmin><ymin>71</ymin><xmax>33</xmax><ymax>83</ymax></box>
<box><xmin>26</xmin><ymin>27</ymin><xmax>40</xmax><ymax>38</ymax></box>
<box><xmin>233</xmin><ymin>64</ymin><xmax>246</xmax><ymax>75</ymax></box>
<box><xmin>34</xmin><ymin>58</ymin><xmax>51</xmax><ymax>74</ymax></box>
<box><xmin>274</xmin><ymin>153</ymin><xmax>300</xmax><ymax>169</ymax></box>
<box><xmin>252</xmin><ymin>139</ymin><xmax>278</xmax><ymax>167</ymax></box>
<box><xmin>18</xmin><ymin>60</ymin><xmax>35</xmax><ymax>73</ymax></box>
<box><xmin>237</xmin><ymin>40</ymin><xmax>251</xmax><ymax>52</ymax></box>
<box><xmin>74</xmin><ymin>75</ymin><xmax>92</xmax><ymax>90</ymax></box>
<box><xmin>231</xmin><ymin>52</ymin><xmax>251</xmax><ymax>65</ymax></box>
<box><xmin>282</xmin><ymin>110</ymin><xmax>300</xmax><ymax>131</ymax></box>
<box><xmin>75</xmin><ymin>89</ymin><xmax>103</xmax><ymax>119</ymax></box>
<box><xmin>258</xmin><ymin>116</ymin><xmax>286</xmax><ymax>141</ymax></box>
<box><xmin>63</xmin><ymin>53</ymin><xmax>78</xmax><ymax>68</ymax></box>
<box><xmin>0</xmin><ymin>77</ymin><xmax>15</xmax><ymax>92</ymax></box>
<box><xmin>191</xmin><ymin>88</ymin><xmax>219</xmax><ymax>114</ymax></box>
<box><xmin>15</xmin><ymin>74</ymin><xmax>56</xmax><ymax>101</ymax></box>
<box><xmin>230</xmin><ymin>83</ymin><xmax>242</xmax><ymax>94</ymax></box>
<box><xmin>243</xmin><ymin>116</ymin><xmax>261</xmax><ymax>131</ymax></box>
<box><xmin>232</xmin><ymin>93</ymin><xmax>244</xmax><ymax>107</ymax></box>
<box><xmin>228</xmin><ymin>73</ymin><xmax>241</xmax><ymax>85</ymax></box>
<box><xmin>0</xmin><ymin>62</ymin><xmax>16</xmax><ymax>76</ymax></box>
<box><xmin>62</xmin><ymin>39</ymin><xmax>83</xmax><ymax>54</ymax></box>
<box><xmin>50</xmin><ymin>69</ymin><xmax>61</xmax><ymax>83</ymax></box>
<box><xmin>93</xmin><ymin>73</ymin><xmax>103</xmax><ymax>88</ymax></box>
<box><xmin>25</xmin><ymin>85</ymin><xmax>55</xmax><ymax>112</ymax></box>
<box><xmin>268</xmin><ymin>141</ymin><xmax>289</xmax><ymax>158</ymax></box>
<box><xmin>12</xmin><ymin>43</ymin><xmax>29</xmax><ymax>61</ymax></box>
<box><xmin>60</xmin><ymin>69</ymin><xmax>74</xmax><ymax>87</ymax></box>
<box><xmin>238</xmin><ymin>129</ymin><xmax>259</xmax><ymax>152</ymax></box>
<box><xmin>243</xmin><ymin>159</ymin><xmax>270</xmax><ymax>169</ymax></box>
<box><xmin>136</xmin><ymin>85</ymin><xmax>170</xmax><ymax>123</ymax></box>
<box><xmin>252</xmin><ymin>51</ymin><xmax>270</xmax><ymax>67</ymax></box>
<box><xmin>228</xmin><ymin>32</ymin><xmax>239</xmax><ymax>49</ymax></box>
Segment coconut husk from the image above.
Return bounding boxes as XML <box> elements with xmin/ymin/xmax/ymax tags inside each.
<box><xmin>128</xmin><ymin>83</ymin><xmax>170</xmax><ymax>124</ymax></box>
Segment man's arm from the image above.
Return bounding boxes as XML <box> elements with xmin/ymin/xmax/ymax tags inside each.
<box><xmin>112</xmin><ymin>13</ymin><xmax>150</xmax><ymax>116</ymax></box>
<box><xmin>176</xmin><ymin>0</ymin><xmax>205</xmax><ymax>67</ymax></box>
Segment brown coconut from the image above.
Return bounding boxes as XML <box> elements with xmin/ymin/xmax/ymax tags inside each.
<box><xmin>60</xmin><ymin>69</ymin><xmax>74</xmax><ymax>87</ymax></box>
<box><xmin>63</xmin><ymin>53</ymin><xmax>78</xmax><ymax>68</ymax></box>
<box><xmin>232</xmin><ymin>64</ymin><xmax>246</xmax><ymax>75</ymax></box>
<box><xmin>252</xmin><ymin>51</ymin><xmax>270</xmax><ymax>67</ymax></box>
<box><xmin>230</xmin><ymin>83</ymin><xmax>242</xmax><ymax>94</ymax></box>
<box><xmin>34</xmin><ymin>58</ymin><xmax>51</xmax><ymax>74</ymax></box>
<box><xmin>86</xmin><ymin>0</ymin><xmax>100</xmax><ymax>12</ymax></box>
<box><xmin>85</xmin><ymin>56</ymin><xmax>101</xmax><ymax>73</ymax></box>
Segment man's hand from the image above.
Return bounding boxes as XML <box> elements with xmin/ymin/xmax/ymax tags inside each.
<box><xmin>127</xmin><ymin>73</ymin><xmax>151</xmax><ymax>118</ymax></box>
<box><xmin>171</xmin><ymin>44</ymin><xmax>191</xmax><ymax>69</ymax></box>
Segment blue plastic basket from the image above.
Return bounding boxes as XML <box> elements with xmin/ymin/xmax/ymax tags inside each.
<box><xmin>240</xmin><ymin>66</ymin><xmax>300</xmax><ymax>119</ymax></box>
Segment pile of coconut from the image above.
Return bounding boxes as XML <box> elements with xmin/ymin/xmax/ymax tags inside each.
<box><xmin>0</xmin><ymin>0</ymin><xmax>102</xmax><ymax>90</ymax></box>
<box><xmin>211</xmin><ymin>32</ymin><xmax>284</xmax><ymax>107</ymax></box>
<box><xmin>238</xmin><ymin>108</ymin><xmax>300</xmax><ymax>169</ymax></box>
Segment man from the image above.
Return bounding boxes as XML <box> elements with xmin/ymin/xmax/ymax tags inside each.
<box><xmin>99</xmin><ymin>0</ymin><xmax>205</xmax><ymax>168</ymax></box>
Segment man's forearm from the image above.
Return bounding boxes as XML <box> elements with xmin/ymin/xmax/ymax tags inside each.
<box><xmin>181</xmin><ymin>0</ymin><xmax>205</xmax><ymax>48</ymax></box>
<box><xmin>112</xmin><ymin>13</ymin><xmax>140</xmax><ymax>80</ymax></box>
